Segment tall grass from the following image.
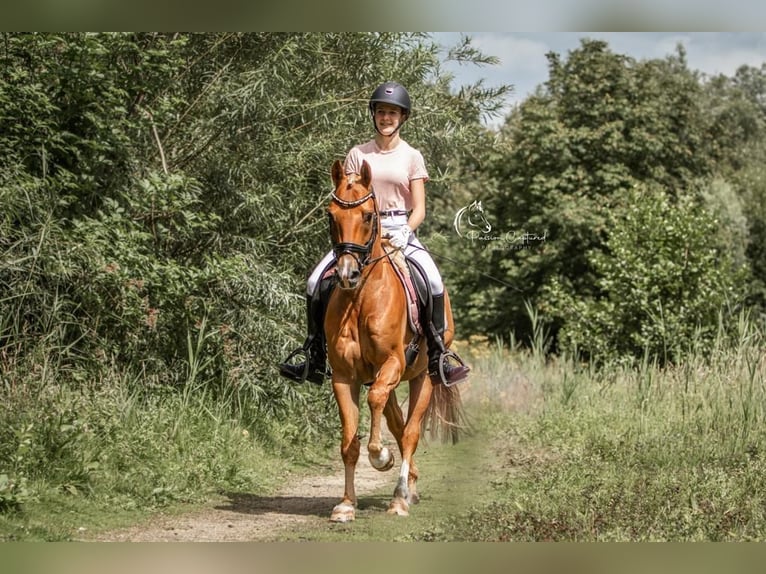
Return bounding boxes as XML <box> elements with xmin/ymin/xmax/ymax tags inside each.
<box><xmin>419</xmin><ymin>311</ymin><xmax>766</xmax><ymax>541</ymax></box>
<box><xmin>0</xmin><ymin>314</ymin><xmax>339</xmax><ymax>541</ymax></box>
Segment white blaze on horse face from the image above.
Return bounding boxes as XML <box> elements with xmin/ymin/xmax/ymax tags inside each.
<box><xmin>336</xmin><ymin>254</ymin><xmax>361</xmax><ymax>290</ymax></box>
<box><xmin>332</xmin><ymin>207</ymin><xmax>374</xmax><ymax>290</ymax></box>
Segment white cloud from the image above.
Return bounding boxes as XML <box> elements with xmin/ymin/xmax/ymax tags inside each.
<box><xmin>695</xmin><ymin>49</ymin><xmax>764</xmax><ymax>77</ymax></box>
<box><xmin>471</xmin><ymin>33</ymin><xmax>552</xmax><ymax>76</ymax></box>
<box><xmin>654</xmin><ymin>34</ymin><xmax>693</xmax><ymax>58</ymax></box>
<box><xmin>470</xmin><ymin>34</ymin><xmax>555</xmax><ymax>108</ymax></box>
<box><xmin>436</xmin><ymin>32</ymin><xmax>556</xmax><ymax>109</ymax></box>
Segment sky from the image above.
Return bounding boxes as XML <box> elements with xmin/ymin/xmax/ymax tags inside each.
<box><xmin>431</xmin><ymin>32</ymin><xmax>766</xmax><ymax>126</ymax></box>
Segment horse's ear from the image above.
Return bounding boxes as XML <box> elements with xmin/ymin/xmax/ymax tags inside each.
<box><xmin>331</xmin><ymin>160</ymin><xmax>344</xmax><ymax>187</ymax></box>
<box><xmin>359</xmin><ymin>160</ymin><xmax>372</xmax><ymax>189</ymax></box>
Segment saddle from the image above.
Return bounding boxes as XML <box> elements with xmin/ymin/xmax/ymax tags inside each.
<box><xmin>383</xmin><ymin>246</ymin><xmax>428</xmax><ymax>336</ymax></box>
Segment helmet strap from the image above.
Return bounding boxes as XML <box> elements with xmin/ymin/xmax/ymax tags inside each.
<box><xmin>371</xmin><ymin>110</ymin><xmax>407</xmax><ymax>136</ymax></box>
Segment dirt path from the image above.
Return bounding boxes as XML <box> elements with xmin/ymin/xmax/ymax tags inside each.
<box><xmin>85</xmin><ymin>377</ymin><xmax>517</xmax><ymax>542</ymax></box>
<box><xmin>87</xmin><ymin>443</ymin><xmax>392</xmax><ymax>542</ymax></box>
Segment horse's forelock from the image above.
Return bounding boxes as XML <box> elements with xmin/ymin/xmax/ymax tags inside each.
<box><xmin>335</xmin><ymin>174</ymin><xmax>371</xmax><ymax>203</ymax></box>
<box><xmin>346</xmin><ymin>173</ymin><xmax>360</xmax><ymax>187</ymax></box>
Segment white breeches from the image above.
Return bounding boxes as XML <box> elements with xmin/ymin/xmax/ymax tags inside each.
<box><xmin>306</xmin><ymin>215</ymin><xmax>444</xmax><ymax>296</ymax></box>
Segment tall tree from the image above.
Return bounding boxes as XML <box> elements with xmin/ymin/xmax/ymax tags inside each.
<box><xmin>0</xmin><ymin>32</ymin><xmax>506</xmax><ymax>389</ymax></box>
<box><xmin>449</xmin><ymin>38</ymin><xmax>744</xmax><ymax>360</ymax></box>
<box><xmin>701</xmin><ymin>64</ymin><xmax>766</xmax><ymax>314</ymax></box>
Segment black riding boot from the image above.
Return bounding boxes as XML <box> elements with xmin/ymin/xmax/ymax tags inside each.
<box><xmin>427</xmin><ymin>293</ymin><xmax>470</xmax><ymax>386</ymax></box>
<box><xmin>279</xmin><ymin>294</ymin><xmax>328</xmax><ymax>385</ymax></box>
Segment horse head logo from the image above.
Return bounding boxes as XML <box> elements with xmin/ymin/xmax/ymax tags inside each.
<box><xmin>453</xmin><ymin>200</ymin><xmax>492</xmax><ymax>238</ymax></box>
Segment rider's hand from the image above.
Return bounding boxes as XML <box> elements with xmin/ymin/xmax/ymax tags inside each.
<box><xmin>388</xmin><ymin>225</ymin><xmax>411</xmax><ymax>250</ymax></box>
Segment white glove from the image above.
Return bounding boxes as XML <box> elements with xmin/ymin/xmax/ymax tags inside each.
<box><xmin>387</xmin><ymin>225</ymin><xmax>411</xmax><ymax>250</ymax></box>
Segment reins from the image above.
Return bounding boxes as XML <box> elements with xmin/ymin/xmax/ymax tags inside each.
<box><xmin>404</xmin><ymin>243</ymin><xmax>524</xmax><ymax>293</ymax></box>
<box><xmin>329</xmin><ymin>182</ymin><xmax>520</xmax><ymax>292</ymax></box>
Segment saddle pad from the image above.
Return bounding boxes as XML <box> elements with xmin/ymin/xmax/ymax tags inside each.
<box><xmin>384</xmin><ymin>247</ymin><xmax>423</xmax><ymax>336</ymax></box>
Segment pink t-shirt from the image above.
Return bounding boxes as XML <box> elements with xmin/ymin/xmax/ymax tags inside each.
<box><xmin>343</xmin><ymin>139</ymin><xmax>429</xmax><ymax>212</ymax></box>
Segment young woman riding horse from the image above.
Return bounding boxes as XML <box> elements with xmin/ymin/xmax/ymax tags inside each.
<box><xmin>320</xmin><ymin>158</ymin><xmax>467</xmax><ymax>521</ymax></box>
<box><xmin>280</xmin><ymin>81</ymin><xmax>470</xmax><ymax>387</ymax></box>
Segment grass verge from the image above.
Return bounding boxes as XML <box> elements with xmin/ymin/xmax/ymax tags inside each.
<box><xmin>410</xmin><ymin>330</ymin><xmax>766</xmax><ymax>541</ymax></box>
<box><xmin>0</xmin><ymin>370</ymin><xmax>337</xmax><ymax>541</ymax></box>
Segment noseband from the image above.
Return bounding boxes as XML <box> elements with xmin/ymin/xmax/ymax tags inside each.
<box><xmin>330</xmin><ymin>189</ymin><xmax>378</xmax><ymax>269</ymax></box>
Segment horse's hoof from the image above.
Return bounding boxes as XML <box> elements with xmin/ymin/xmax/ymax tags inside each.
<box><xmin>330</xmin><ymin>503</ymin><xmax>355</xmax><ymax>523</ymax></box>
<box><xmin>369</xmin><ymin>446</ymin><xmax>395</xmax><ymax>471</ymax></box>
<box><xmin>387</xmin><ymin>499</ymin><xmax>410</xmax><ymax>517</ymax></box>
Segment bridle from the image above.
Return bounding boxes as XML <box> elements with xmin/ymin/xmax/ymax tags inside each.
<box><xmin>329</xmin><ymin>188</ymin><xmax>379</xmax><ymax>270</ymax></box>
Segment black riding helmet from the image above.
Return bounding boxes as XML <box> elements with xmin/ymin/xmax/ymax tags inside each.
<box><xmin>368</xmin><ymin>81</ymin><xmax>411</xmax><ymax>134</ymax></box>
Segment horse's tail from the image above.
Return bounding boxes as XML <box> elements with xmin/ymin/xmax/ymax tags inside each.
<box><xmin>423</xmin><ymin>383</ymin><xmax>471</xmax><ymax>445</ymax></box>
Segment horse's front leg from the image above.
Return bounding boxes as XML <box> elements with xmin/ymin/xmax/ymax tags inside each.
<box><xmin>366</xmin><ymin>357</ymin><xmax>402</xmax><ymax>474</ymax></box>
<box><xmin>330</xmin><ymin>380</ymin><xmax>360</xmax><ymax>523</ymax></box>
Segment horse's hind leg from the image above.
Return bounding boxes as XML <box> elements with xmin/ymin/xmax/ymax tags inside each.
<box><xmin>383</xmin><ymin>391</ymin><xmax>405</xmax><ymax>463</ymax></box>
<box><xmin>383</xmin><ymin>388</ymin><xmax>405</xmax><ymax>436</ymax></box>
<box><xmin>382</xmin><ymin>389</ymin><xmax>418</xmax><ymax>506</ymax></box>
<box><xmin>388</xmin><ymin>372</ymin><xmax>432</xmax><ymax>516</ymax></box>
<box><xmin>330</xmin><ymin>381</ymin><xmax>361</xmax><ymax>522</ymax></box>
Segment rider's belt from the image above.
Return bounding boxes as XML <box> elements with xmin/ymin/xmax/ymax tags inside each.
<box><xmin>380</xmin><ymin>210</ymin><xmax>409</xmax><ymax>217</ymax></box>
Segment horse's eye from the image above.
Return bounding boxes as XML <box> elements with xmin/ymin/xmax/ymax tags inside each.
<box><xmin>362</xmin><ymin>211</ymin><xmax>374</xmax><ymax>224</ymax></box>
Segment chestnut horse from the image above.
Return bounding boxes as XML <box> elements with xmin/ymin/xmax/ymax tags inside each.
<box><xmin>325</xmin><ymin>158</ymin><xmax>465</xmax><ymax>522</ymax></box>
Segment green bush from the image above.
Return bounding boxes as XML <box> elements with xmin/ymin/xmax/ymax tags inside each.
<box><xmin>1</xmin><ymin>33</ymin><xmax>507</xmax><ymax>521</ymax></box>
<box><xmin>550</xmin><ymin>184</ymin><xmax>746</xmax><ymax>361</ymax></box>
<box><xmin>447</xmin><ymin>39</ymin><xmax>766</xmax><ymax>359</ymax></box>
<box><xmin>0</xmin><ymin>474</ymin><xmax>30</xmax><ymax>513</ymax></box>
